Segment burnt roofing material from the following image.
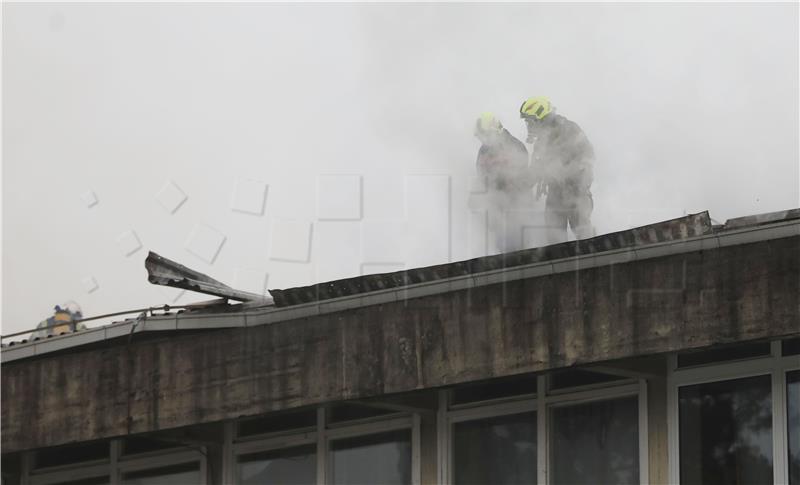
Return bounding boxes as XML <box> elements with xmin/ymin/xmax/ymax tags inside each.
<box><xmin>269</xmin><ymin>211</ymin><xmax>713</xmax><ymax>307</ymax></box>
<box><xmin>146</xmin><ymin>251</ymin><xmax>272</xmax><ymax>304</ymax></box>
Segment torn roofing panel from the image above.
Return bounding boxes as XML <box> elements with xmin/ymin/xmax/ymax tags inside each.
<box><xmin>269</xmin><ymin>211</ymin><xmax>713</xmax><ymax>307</ymax></box>
<box><xmin>146</xmin><ymin>251</ymin><xmax>271</xmax><ymax>304</ymax></box>
<box><xmin>722</xmin><ymin>208</ymin><xmax>800</xmax><ymax>231</ymax></box>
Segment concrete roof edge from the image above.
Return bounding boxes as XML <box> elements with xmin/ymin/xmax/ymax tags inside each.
<box><xmin>3</xmin><ymin>216</ymin><xmax>797</xmax><ymax>364</ymax></box>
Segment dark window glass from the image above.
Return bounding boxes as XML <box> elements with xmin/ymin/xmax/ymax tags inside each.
<box><xmin>783</xmin><ymin>338</ymin><xmax>800</xmax><ymax>357</ymax></box>
<box><xmin>548</xmin><ymin>369</ymin><xmax>623</xmax><ymax>391</ymax></box>
<box><xmin>53</xmin><ymin>478</ymin><xmax>109</xmax><ymax>485</ymax></box>
<box><xmin>35</xmin><ymin>441</ymin><xmax>109</xmax><ymax>469</ymax></box>
<box><xmin>328</xmin><ymin>404</ymin><xmax>396</xmax><ymax>424</ymax></box>
<box><xmin>451</xmin><ymin>374</ymin><xmax>538</xmax><ymax>405</ymax></box>
<box><xmin>122</xmin><ymin>462</ymin><xmax>200</xmax><ymax>485</ymax></box>
<box><xmin>677</xmin><ymin>342</ymin><xmax>771</xmax><ymax>368</ymax></box>
<box><xmin>330</xmin><ymin>429</ymin><xmax>411</xmax><ymax>485</ymax></box>
<box><xmin>789</xmin><ymin>371</ymin><xmax>800</xmax><ymax>484</ymax></box>
<box><xmin>679</xmin><ymin>375</ymin><xmax>773</xmax><ymax>485</ymax></box>
<box><xmin>122</xmin><ymin>436</ymin><xmax>181</xmax><ymax>455</ymax></box>
<box><xmin>551</xmin><ymin>397</ymin><xmax>639</xmax><ymax>485</ymax></box>
<box><xmin>453</xmin><ymin>412</ymin><xmax>537</xmax><ymax>485</ymax></box>
<box><xmin>238</xmin><ymin>408</ymin><xmax>317</xmax><ymax>437</ymax></box>
<box><xmin>237</xmin><ymin>445</ymin><xmax>316</xmax><ymax>485</ymax></box>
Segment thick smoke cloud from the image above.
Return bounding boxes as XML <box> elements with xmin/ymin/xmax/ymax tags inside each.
<box><xmin>2</xmin><ymin>3</ymin><xmax>798</xmax><ymax>333</ymax></box>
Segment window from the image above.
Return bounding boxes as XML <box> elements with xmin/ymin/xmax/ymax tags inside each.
<box><xmin>52</xmin><ymin>478</ymin><xmax>109</xmax><ymax>485</ymax></box>
<box><xmin>548</xmin><ymin>369</ymin><xmax>624</xmax><ymax>391</ymax></box>
<box><xmin>670</xmin><ymin>339</ymin><xmax>800</xmax><ymax>485</ymax></box>
<box><xmin>443</xmin><ymin>373</ymin><xmax>645</xmax><ymax>485</ymax></box>
<box><xmin>122</xmin><ymin>436</ymin><xmax>181</xmax><ymax>456</ymax></box>
<box><xmin>453</xmin><ymin>412</ymin><xmax>536</xmax><ymax>485</ymax></box>
<box><xmin>122</xmin><ymin>462</ymin><xmax>201</xmax><ymax>485</ymax></box>
<box><xmin>677</xmin><ymin>342</ymin><xmax>772</xmax><ymax>368</ymax></box>
<box><xmin>550</xmin><ymin>397</ymin><xmax>639</xmax><ymax>485</ymax></box>
<box><xmin>231</xmin><ymin>407</ymin><xmax>419</xmax><ymax>485</ymax></box>
<box><xmin>237</xmin><ymin>445</ymin><xmax>316</xmax><ymax>485</ymax></box>
<box><xmin>238</xmin><ymin>408</ymin><xmax>317</xmax><ymax>438</ymax></box>
<box><xmin>330</xmin><ymin>429</ymin><xmax>412</xmax><ymax>485</ymax></box>
<box><xmin>34</xmin><ymin>441</ymin><xmax>109</xmax><ymax>469</ymax></box>
<box><xmin>451</xmin><ymin>373</ymin><xmax>538</xmax><ymax>405</ymax></box>
<box><xmin>789</xmin><ymin>370</ymin><xmax>800</xmax><ymax>484</ymax></box>
<box><xmin>328</xmin><ymin>403</ymin><xmax>398</xmax><ymax>424</ymax></box>
<box><xmin>678</xmin><ymin>375</ymin><xmax>773</xmax><ymax>485</ymax></box>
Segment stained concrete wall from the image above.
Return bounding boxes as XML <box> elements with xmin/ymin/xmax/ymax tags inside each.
<box><xmin>3</xmin><ymin>237</ymin><xmax>799</xmax><ymax>452</ymax></box>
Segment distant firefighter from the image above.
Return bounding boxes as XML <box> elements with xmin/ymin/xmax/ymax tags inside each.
<box><xmin>32</xmin><ymin>301</ymin><xmax>86</xmax><ymax>339</ymax></box>
<box><xmin>520</xmin><ymin>97</ymin><xmax>595</xmax><ymax>244</ymax></box>
<box><xmin>473</xmin><ymin>112</ymin><xmax>533</xmax><ymax>252</ymax></box>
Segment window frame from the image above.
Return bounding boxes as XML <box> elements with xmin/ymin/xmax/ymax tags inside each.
<box><xmin>667</xmin><ymin>340</ymin><xmax>800</xmax><ymax>485</ymax></box>
<box><xmin>439</xmin><ymin>373</ymin><xmax>648</xmax><ymax>485</ymax></box>
<box><xmin>226</xmin><ymin>406</ymin><xmax>421</xmax><ymax>485</ymax></box>
<box><xmin>25</xmin><ymin>441</ymin><xmax>207</xmax><ymax>485</ymax></box>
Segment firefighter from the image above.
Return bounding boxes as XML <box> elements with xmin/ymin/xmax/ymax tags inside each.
<box><xmin>473</xmin><ymin>112</ymin><xmax>532</xmax><ymax>252</ymax></box>
<box><xmin>520</xmin><ymin>97</ymin><xmax>595</xmax><ymax>243</ymax></box>
<box><xmin>32</xmin><ymin>301</ymin><xmax>86</xmax><ymax>339</ymax></box>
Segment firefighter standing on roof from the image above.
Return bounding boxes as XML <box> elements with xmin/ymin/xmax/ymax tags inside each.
<box><xmin>521</xmin><ymin>97</ymin><xmax>595</xmax><ymax>243</ymax></box>
<box><xmin>473</xmin><ymin>112</ymin><xmax>532</xmax><ymax>252</ymax></box>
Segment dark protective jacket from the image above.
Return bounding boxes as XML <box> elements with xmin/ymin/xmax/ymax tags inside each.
<box><xmin>530</xmin><ymin>114</ymin><xmax>594</xmax><ymax>197</ymax></box>
<box><xmin>476</xmin><ymin>129</ymin><xmax>530</xmax><ymax>192</ymax></box>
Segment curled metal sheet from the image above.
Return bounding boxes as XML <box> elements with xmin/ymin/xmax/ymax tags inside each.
<box><xmin>146</xmin><ymin>251</ymin><xmax>272</xmax><ymax>304</ymax></box>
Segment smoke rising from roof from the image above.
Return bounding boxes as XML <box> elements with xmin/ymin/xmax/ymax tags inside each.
<box><xmin>2</xmin><ymin>3</ymin><xmax>798</xmax><ymax>334</ymax></box>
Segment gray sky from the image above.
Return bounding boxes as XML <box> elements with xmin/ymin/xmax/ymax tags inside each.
<box><xmin>3</xmin><ymin>3</ymin><xmax>798</xmax><ymax>335</ymax></box>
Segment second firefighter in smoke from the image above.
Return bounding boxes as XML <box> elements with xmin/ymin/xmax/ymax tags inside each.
<box><xmin>473</xmin><ymin>112</ymin><xmax>533</xmax><ymax>253</ymax></box>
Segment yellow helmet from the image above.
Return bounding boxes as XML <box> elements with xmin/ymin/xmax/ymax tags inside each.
<box><xmin>520</xmin><ymin>96</ymin><xmax>552</xmax><ymax>120</ymax></box>
<box><xmin>475</xmin><ymin>112</ymin><xmax>502</xmax><ymax>136</ymax></box>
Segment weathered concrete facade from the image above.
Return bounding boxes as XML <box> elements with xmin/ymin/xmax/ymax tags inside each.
<box><xmin>3</xmin><ymin>236</ymin><xmax>798</xmax><ymax>453</ymax></box>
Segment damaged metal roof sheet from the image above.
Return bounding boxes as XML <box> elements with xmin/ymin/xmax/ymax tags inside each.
<box><xmin>146</xmin><ymin>251</ymin><xmax>272</xmax><ymax>304</ymax></box>
<box><xmin>721</xmin><ymin>208</ymin><xmax>800</xmax><ymax>231</ymax></box>
<box><xmin>268</xmin><ymin>211</ymin><xmax>714</xmax><ymax>307</ymax></box>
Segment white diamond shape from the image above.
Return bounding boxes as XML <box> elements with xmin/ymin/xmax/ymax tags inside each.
<box><xmin>116</xmin><ymin>230</ymin><xmax>142</xmax><ymax>257</ymax></box>
<box><xmin>185</xmin><ymin>224</ymin><xmax>226</xmax><ymax>264</ymax></box>
<box><xmin>81</xmin><ymin>276</ymin><xmax>99</xmax><ymax>293</ymax></box>
<box><xmin>233</xmin><ymin>268</ymin><xmax>269</xmax><ymax>295</ymax></box>
<box><xmin>270</xmin><ymin>220</ymin><xmax>312</xmax><ymax>262</ymax></box>
<box><xmin>231</xmin><ymin>178</ymin><xmax>268</xmax><ymax>216</ymax></box>
<box><xmin>155</xmin><ymin>180</ymin><xmax>188</xmax><ymax>214</ymax></box>
<box><xmin>317</xmin><ymin>174</ymin><xmax>362</xmax><ymax>220</ymax></box>
<box><xmin>80</xmin><ymin>190</ymin><xmax>98</xmax><ymax>208</ymax></box>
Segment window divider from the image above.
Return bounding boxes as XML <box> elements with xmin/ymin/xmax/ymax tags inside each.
<box><xmin>109</xmin><ymin>439</ymin><xmax>120</xmax><ymax>485</ymax></box>
<box><xmin>537</xmin><ymin>375</ymin><xmax>548</xmax><ymax>485</ymax></box>
<box><xmin>638</xmin><ymin>379</ymin><xmax>650</xmax><ymax>485</ymax></box>
<box><xmin>316</xmin><ymin>407</ymin><xmax>326</xmax><ymax>485</ymax></box>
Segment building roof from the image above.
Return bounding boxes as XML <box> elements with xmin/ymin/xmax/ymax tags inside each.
<box><xmin>2</xmin><ymin>208</ymin><xmax>798</xmax><ymax>363</ymax></box>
